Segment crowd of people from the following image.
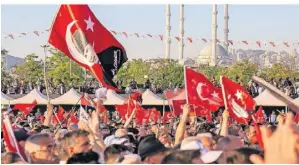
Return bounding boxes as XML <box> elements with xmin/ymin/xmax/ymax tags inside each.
<box><xmin>1</xmin><ymin>96</ymin><xmax>299</xmax><ymax>164</ymax></box>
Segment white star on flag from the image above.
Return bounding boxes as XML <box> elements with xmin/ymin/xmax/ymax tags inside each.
<box><xmin>84</xmin><ymin>16</ymin><xmax>94</xmax><ymax>32</ymax></box>
<box><xmin>211</xmin><ymin>90</ymin><xmax>219</xmax><ymax>98</ymax></box>
<box><xmin>235</xmin><ymin>90</ymin><xmax>243</xmax><ymax>100</ymax></box>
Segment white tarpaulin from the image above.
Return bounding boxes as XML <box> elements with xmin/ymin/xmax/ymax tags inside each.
<box><xmin>51</xmin><ymin>88</ymin><xmax>82</xmax><ymax>105</ymax></box>
<box><xmin>142</xmin><ymin>89</ymin><xmax>168</xmax><ymax>105</ymax></box>
<box><xmin>94</xmin><ymin>89</ymin><xmax>125</xmax><ymax>105</ymax></box>
<box><xmin>1</xmin><ymin>92</ymin><xmax>14</xmax><ymax>105</ymax></box>
<box><xmin>254</xmin><ymin>89</ymin><xmax>287</xmax><ymax>106</ymax></box>
<box><xmin>10</xmin><ymin>89</ymin><xmax>48</xmax><ymax>104</ymax></box>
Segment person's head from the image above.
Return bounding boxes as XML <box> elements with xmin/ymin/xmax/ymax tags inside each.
<box><xmin>1</xmin><ymin>152</ymin><xmax>22</xmax><ymax>164</ymax></box>
<box><xmin>60</xmin><ymin>130</ymin><xmax>91</xmax><ymax>160</ymax></box>
<box><xmin>217</xmin><ymin>147</ymin><xmax>262</xmax><ymax>164</ymax></box>
<box><xmin>162</xmin><ymin>150</ymin><xmax>203</xmax><ymax>164</ymax></box>
<box><xmin>138</xmin><ymin>136</ymin><xmax>169</xmax><ymax>164</ymax></box>
<box><xmin>115</xmin><ymin>128</ymin><xmax>128</xmax><ymax>138</ymax></box>
<box><xmin>197</xmin><ymin>133</ymin><xmax>214</xmax><ymax>151</ymax></box>
<box><xmin>66</xmin><ymin>150</ymin><xmax>99</xmax><ymax>164</ymax></box>
<box><xmin>216</xmin><ymin>135</ymin><xmax>244</xmax><ymax>151</ymax></box>
<box><xmin>104</xmin><ymin>144</ymin><xmax>129</xmax><ymax>164</ymax></box>
<box><xmin>24</xmin><ymin>133</ymin><xmax>58</xmax><ymax>164</ymax></box>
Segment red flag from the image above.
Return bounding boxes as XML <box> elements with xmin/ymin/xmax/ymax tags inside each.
<box><xmin>136</xmin><ymin>108</ymin><xmax>151</xmax><ymax>125</ymax></box>
<box><xmin>175</xmin><ymin>37</ymin><xmax>180</xmax><ymax>41</ymax></box>
<box><xmin>8</xmin><ymin>34</ymin><xmax>14</xmax><ymax>39</ymax></box>
<box><xmin>187</xmin><ymin>37</ymin><xmax>193</xmax><ymax>43</ymax></box>
<box><xmin>33</xmin><ymin>31</ymin><xmax>39</xmax><ymax>36</ymax></box>
<box><xmin>269</xmin><ymin>42</ymin><xmax>275</xmax><ymax>47</ymax></box>
<box><xmin>122</xmin><ymin>32</ymin><xmax>128</xmax><ymax>38</ymax></box>
<box><xmin>12</xmin><ymin>100</ymin><xmax>37</xmax><ymax>116</ymax></box>
<box><xmin>2</xmin><ymin>113</ymin><xmax>26</xmax><ymax>161</ymax></box>
<box><xmin>69</xmin><ymin>111</ymin><xmax>79</xmax><ymax>124</ymax></box>
<box><xmin>256</xmin><ymin>41</ymin><xmax>261</xmax><ymax>48</ymax></box>
<box><xmin>147</xmin><ymin>34</ymin><xmax>152</xmax><ymax>38</ymax></box>
<box><xmin>201</xmin><ymin>38</ymin><xmax>207</xmax><ymax>43</ymax></box>
<box><xmin>254</xmin><ymin>106</ymin><xmax>265</xmax><ymax>123</ymax></box>
<box><xmin>52</xmin><ymin>106</ymin><xmax>65</xmax><ymax>125</ymax></box>
<box><xmin>115</xmin><ymin>104</ymin><xmax>127</xmax><ymax>120</ymax></box>
<box><xmin>149</xmin><ymin>108</ymin><xmax>160</xmax><ymax>123</ymax></box>
<box><xmin>228</xmin><ymin>40</ymin><xmax>233</xmax><ymax>45</ymax></box>
<box><xmin>185</xmin><ymin>68</ymin><xmax>224</xmax><ymax>112</ymax></box>
<box><xmin>283</xmin><ymin>42</ymin><xmax>289</xmax><ymax>47</ymax></box>
<box><xmin>242</xmin><ymin>41</ymin><xmax>248</xmax><ymax>45</ymax></box>
<box><xmin>134</xmin><ymin>33</ymin><xmax>139</xmax><ymax>38</ymax></box>
<box><xmin>172</xmin><ymin>99</ymin><xmax>186</xmax><ymax>116</ymax></box>
<box><xmin>48</xmin><ymin>5</ymin><xmax>127</xmax><ymax>91</ymax></box>
<box><xmin>81</xmin><ymin>93</ymin><xmax>95</xmax><ymax>107</ymax></box>
<box><xmin>220</xmin><ymin>76</ymin><xmax>256</xmax><ymax>124</ymax></box>
<box><xmin>159</xmin><ymin>35</ymin><xmax>163</xmax><ymax>41</ymax></box>
<box><xmin>161</xmin><ymin>111</ymin><xmax>173</xmax><ymax>123</ymax></box>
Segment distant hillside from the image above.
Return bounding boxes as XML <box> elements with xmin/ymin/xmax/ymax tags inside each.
<box><xmin>5</xmin><ymin>55</ymin><xmax>25</xmax><ymax>70</ymax></box>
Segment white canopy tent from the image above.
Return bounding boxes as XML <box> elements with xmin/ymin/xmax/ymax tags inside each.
<box><xmin>142</xmin><ymin>89</ymin><xmax>168</xmax><ymax>105</ymax></box>
<box><xmin>94</xmin><ymin>89</ymin><xmax>125</xmax><ymax>105</ymax></box>
<box><xmin>10</xmin><ymin>89</ymin><xmax>49</xmax><ymax>104</ymax></box>
<box><xmin>51</xmin><ymin>88</ymin><xmax>82</xmax><ymax>105</ymax></box>
<box><xmin>254</xmin><ymin>89</ymin><xmax>287</xmax><ymax>106</ymax></box>
<box><xmin>1</xmin><ymin>92</ymin><xmax>14</xmax><ymax>105</ymax></box>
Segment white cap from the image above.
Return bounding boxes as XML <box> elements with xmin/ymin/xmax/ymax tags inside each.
<box><xmin>200</xmin><ymin>150</ymin><xmax>223</xmax><ymax>163</ymax></box>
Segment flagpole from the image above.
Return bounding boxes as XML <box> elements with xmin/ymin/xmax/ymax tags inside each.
<box><xmin>41</xmin><ymin>44</ymin><xmax>50</xmax><ymax>102</ymax></box>
<box><xmin>183</xmin><ymin>66</ymin><xmax>189</xmax><ymax>104</ymax></box>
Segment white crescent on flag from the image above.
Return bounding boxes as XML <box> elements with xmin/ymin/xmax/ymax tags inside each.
<box><xmin>196</xmin><ymin>83</ymin><xmax>208</xmax><ymax>101</ymax></box>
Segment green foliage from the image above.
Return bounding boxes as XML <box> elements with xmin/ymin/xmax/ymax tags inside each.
<box><xmin>261</xmin><ymin>63</ymin><xmax>298</xmax><ymax>81</ymax></box>
<box><xmin>15</xmin><ymin>53</ymin><xmax>43</xmax><ymax>83</ymax></box>
<box><xmin>46</xmin><ymin>48</ymin><xmax>85</xmax><ymax>87</ymax></box>
<box><xmin>227</xmin><ymin>60</ymin><xmax>258</xmax><ymax>85</ymax></box>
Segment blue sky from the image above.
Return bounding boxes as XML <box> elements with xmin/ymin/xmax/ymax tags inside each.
<box><xmin>1</xmin><ymin>4</ymin><xmax>299</xmax><ymax>59</ymax></box>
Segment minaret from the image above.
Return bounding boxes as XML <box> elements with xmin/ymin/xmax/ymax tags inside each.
<box><xmin>224</xmin><ymin>4</ymin><xmax>229</xmax><ymax>52</ymax></box>
<box><xmin>165</xmin><ymin>5</ymin><xmax>171</xmax><ymax>59</ymax></box>
<box><xmin>179</xmin><ymin>4</ymin><xmax>184</xmax><ymax>61</ymax></box>
<box><xmin>211</xmin><ymin>5</ymin><xmax>218</xmax><ymax>66</ymax></box>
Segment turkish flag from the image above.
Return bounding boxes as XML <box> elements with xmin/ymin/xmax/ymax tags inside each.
<box><xmin>115</xmin><ymin>104</ymin><xmax>127</xmax><ymax>120</ymax></box>
<box><xmin>161</xmin><ymin>111</ymin><xmax>173</xmax><ymax>123</ymax></box>
<box><xmin>12</xmin><ymin>100</ymin><xmax>37</xmax><ymax>116</ymax></box>
<box><xmin>81</xmin><ymin>93</ymin><xmax>95</xmax><ymax>107</ymax></box>
<box><xmin>172</xmin><ymin>99</ymin><xmax>186</xmax><ymax>116</ymax></box>
<box><xmin>48</xmin><ymin>5</ymin><xmax>127</xmax><ymax>91</ymax></box>
<box><xmin>69</xmin><ymin>111</ymin><xmax>79</xmax><ymax>124</ymax></box>
<box><xmin>185</xmin><ymin>68</ymin><xmax>224</xmax><ymax>112</ymax></box>
<box><xmin>52</xmin><ymin>106</ymin><xmax>65</xmax><ymax>125</ymax></box>
<box><xmin>220</xmin><ymin>76</ymin><xmax>256</xmax><ymax>124</ymax></box>
<box><xmin>149</xmin><ymin>108</ymin><xmax>161</xmax><ymax>123</ymax></box>
<box><xmin>254</xmin><ymin>106</ymin><xmax>265</xmax><ymax>123</ymax></box>
<box><xmin>136</xmin><ymin>108</ymin><xmax>151</xmax><ymax>125</ymax></box>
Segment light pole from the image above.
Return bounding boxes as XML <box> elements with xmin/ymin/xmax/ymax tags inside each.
<box><xmin>41</xmin><ymin>44</ymin><xmax>50</xmax><ymax>102</ymax></box>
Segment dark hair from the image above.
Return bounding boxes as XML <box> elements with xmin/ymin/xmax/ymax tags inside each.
<box><xmin>104</xmin><ymin>144</ymin><xmax>128</xmax><ymax>162</ymax></box>
<box><xmin>161</xmin><ymin>150</ymin><xmax>201</xmax><ymax>164</ymax></box>
<box><xmin>216</xmin><ymin>137</ymin><xmax>231</xmax><ymax>150</ymax></box>
<box><xmin>217</xmin><ymin>147</ymin><xmax>262</xmax><ymax>164</ymax></box>
<box><xmin>66</xmin><ymin>151</ymin><xmax>99</xmax><ymax>164</ymax></box>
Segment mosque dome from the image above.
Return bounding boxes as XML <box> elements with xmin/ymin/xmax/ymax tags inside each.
<box><xmin>196</xmin><ymin>43</ymin><xmax>232</xmax><ymax>66</ymax></box>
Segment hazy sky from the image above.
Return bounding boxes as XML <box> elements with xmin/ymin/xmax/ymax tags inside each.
<box><xmin>1</xmin><ymin>4</ymin><xmax>299</xmax><ymax>60</ymax></box>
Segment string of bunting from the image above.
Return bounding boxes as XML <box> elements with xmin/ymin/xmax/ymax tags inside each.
<box><xmin>2</xmin><ymin>29</ymin><xmax>298</xmax><ymax>48</ymax></box>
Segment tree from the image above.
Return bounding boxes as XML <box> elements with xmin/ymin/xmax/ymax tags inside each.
<box><xmin>227</xmin><ymin>60</ymin><xmax>258</xmax><ymax>85</ymax></box>
<box><xmin>261</xmin><ymin>63</ymin><xmax>298</xmax><ymax>81</ymax></box>
<box><xmin>46</xmin><ymin>48</ymin><xmax>85</xmax><ymax>87</ymax></box>
<box><xmin>14</xmin><ymin>53</ymin><xmax>43</xmax><ymax>83</ymax></box>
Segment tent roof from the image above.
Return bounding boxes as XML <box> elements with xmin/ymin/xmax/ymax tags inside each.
<box><xmin>10</xmin><ymin>89</ymin><xmax>48</xmax><ymax>104</ymax></box>
<box><xmin>142</xmin><ymin>89</ymin><xmax>168</xmax><ymax>105</ymax></box>
<box><xmin>254</xmin><ymin>89</ymin><xmax>287</xmax><ymax>107</ymax></box>
<box><xmin>1</xmin><ymin>92</ymin><xmax>14</xmax><ymax>105</ymax></box>
<box><xmin>94</xmin><ymin>89</ymin><xmax>125</xmax><ymax>105</ymax></box>
<box><xmin>51</xmin><ymin>88</ymin><xmax>82</xmax><ymax>105</ymax></box>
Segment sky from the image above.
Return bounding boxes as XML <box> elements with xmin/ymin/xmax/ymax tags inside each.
<box><xmin>1</xmin><ymin>4</ymin><xmax>299</xmax><ymax>60</ymax></box>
